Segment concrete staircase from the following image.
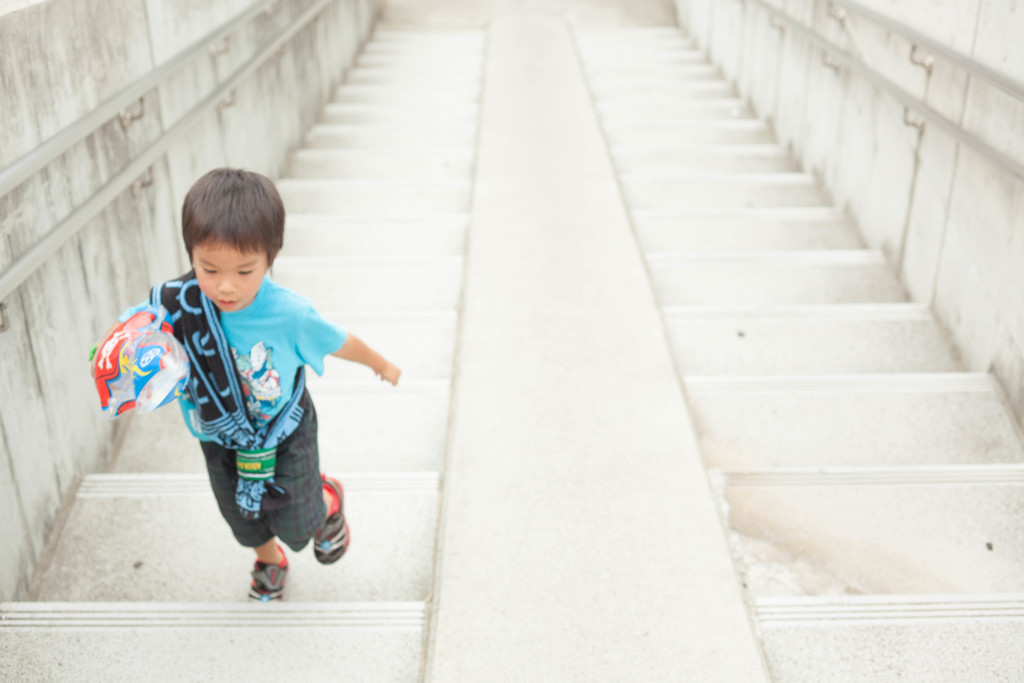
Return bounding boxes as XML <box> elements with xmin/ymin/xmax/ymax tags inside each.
<box><xmin>575</xmin><ymin>27</ymin><xmax>1024</xmax><ymax>680</ymax></box>
<box><xmin>8</xmin><ymin>17</ymin><xmax>1024</xmax><ymax>682</ymax></box>
<box><xmin>0</xmin><ymin>27</ymin><xmax>483</xmax><ymax>680</ymax></box>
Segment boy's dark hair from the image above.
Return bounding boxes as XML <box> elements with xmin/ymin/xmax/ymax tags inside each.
<box><xmin>182</xmin><ymin>168</ymin><xmax>285</xmax><ymax>264</ymax></box>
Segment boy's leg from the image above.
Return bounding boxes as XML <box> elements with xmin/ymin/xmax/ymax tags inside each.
<box><xmin>200</xmin><ymin>440</ymin><xmax>276</xmax><ymax>549</ymax></box>
<box><xmin>265</xmin><ymin>390</ymin><xmax>330</xmax><ymax>553</ymax></box>
<box><xmin>254</xmin><ymin>537</ymin><xmax>286</xmax><ymax>565</ymax></box>
<box><xmin>201</xmin><ymin>440</ymin><xmax>290</xmax><ymax>601</ymax></box>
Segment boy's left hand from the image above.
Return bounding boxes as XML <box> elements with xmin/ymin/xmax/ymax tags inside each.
<box><xmin>376</xmin><ymin>361</ymin><xmax>401</xmax><ymax>386</ymax></box>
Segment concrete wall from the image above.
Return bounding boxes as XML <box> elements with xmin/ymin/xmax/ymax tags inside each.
<box><xmin>0</xmin><ymin>0</ymin><xmax>377</xmax><ymax>601</ymax></box>
<box><xmin>676</xmin><ymin>0</ymin><xmax>1024</xmax><ymax>419</ymax></box>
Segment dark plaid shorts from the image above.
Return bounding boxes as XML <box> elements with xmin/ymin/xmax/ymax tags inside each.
<box><xmin>200</xmin><ymin>390</ymin><xmax>327</xmax><ymax>552</ymax></box>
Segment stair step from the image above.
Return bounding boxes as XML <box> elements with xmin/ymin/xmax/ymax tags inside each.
<box><xmin>592</xmin><ymin>80</ymin><xmax>736</xmax><ymax>101</ymax></box>
<box><xmin>321</xmin><ymin>102</ymin><xmax>479</xmax><ymax>125</ymax></box>
<box><xmin>115</xmin><ymin>380</ymin><xmax>450</xmax><ymax>474</ymax></box>
<box><xmin>276</xmin><ymin>179</ymin><xmax>471</xmax><ymax>215</ymax></box>
<box><xmin>303</xmin><ymin>124</ymin><xmax>476</xmax><ymax>150</ymax></box>
<box><xmin>35</xmin><ymin>474</ymin><xmax>439</xmax><ymax>602</ymax></box>
<box><xmin>371</xmin><ymin>30</ymin><xmax>484</xmax><ymax>44</ymax></box>
<box><xmin>271</xmin><ymin>255</ymin><xmax>463</xmax><ymax>311</ymax></box>
<box><xmin>318</xmin><ymin>311</ymin><xmax>457</xmax><ymax>380</ymax></box>
<box><xmin>576</xmin><ymin>39</ymin><xmax>696</xmax><ymax>54</ymax></box>
<box><xmin>623</xmin><ymin>174</ymin><xmax>829</xmax><ymax>210</ymax></box>
<box><xmin>588</xmin><ymin>65</ymin><xmax>722</xmax><ymax>86</ymax></box>
<box><xmin>0</xmin><ymin>602</ymin><xmax>423</xmax><ymax>681</ymax></box>
<box><xmin>647</xmin><ymin>251</ymin><xmax>906</xmax><ymax>306</ymax></box>
<box><xmin>287</xmin><ymin>148</ymin><xmax>474</xmax><ymax>180</ymax></box>
<box><xmin>716</xmin><ymin>472</ymin><xmax>1024</xmax><ymax>595</ymax></box>
<box><xmin>356</xmin><ymin>53</ymin><xmax>484</xmax><ymax>69</ymax></box>
<box><xmin>606</xmin><ymin>121</ymin><xmax>774</xmax><ymax>146</ymax></box>
<box><xmin>575</xmin><ymin>27</ymin><xmax>688</xmax><ymax>40</ymax></box>
<box><xmin>579</xmin><ymin>51</ymin><xmax>709</xmax><ymax>69</ymax></box>
<box><xmin>685</xmin><ymin>374</ymin><xmax>1024</xmax><ymax>469</ymax></box>
<box><xmin>614</xmin><ymin>144</ymin><xmax>795</xmax><ymax>174</ymax></box>
<box><xmin>332</xmin><ymin>84</ymin><xmax>481</xmax><ymax>105</ymax></box>
<box><xmin>585</xmin><ymin>63</ymin><xmax>716</xmax><ymax>79</ymax></box>
<box><xmin>360</xmin><ymin>44</ymin><xmax>485</xmax><ymax>59</ymax></box>
<box><xmin>284</xmin><ymin>215</ymin><xmax>468</xmax><ymax>256</ymax></box>
<box><xmin>597</xmin><ymin>98</ymin><xmax>753</xmax><ymax>123</ymax></box>
<box><xmin>365</xmin><ymin>33</ymin><xmax>484</xmax><ymax>46</ymax></box>
<box><xmin>664</xmin><ymin>304</ymin><xmax>961</xmax><ymax>375</ymax></box>
<box><xmin>346</xmin><ymin>66</ymin><xmax>482</xmax><ymax>85</ymax></box>
<box><xmin>633</xmin><ymin>208</ymin><xmax>857</xmax><ymax>251</ymax></box>
<box><xmin>755</xmin><ymin>595</ymin><xmax>1024</xmax><ymax>681</ymax></box>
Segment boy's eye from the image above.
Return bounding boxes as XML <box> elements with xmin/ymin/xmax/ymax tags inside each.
<box><xmin>239</xmin><ymin>270</ymin><xmax>253</xmax><ymax>276</ymax></box>
<box><xmin>203</xmin><ymin>269</ymin><xmax>217</xmax><ymax>274</ymax></box>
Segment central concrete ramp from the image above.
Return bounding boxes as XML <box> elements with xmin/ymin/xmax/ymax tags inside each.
<box><xmin>426</xmin><ymin>16</ymin><xmax>766</xmax><ymax>681</ymax></box>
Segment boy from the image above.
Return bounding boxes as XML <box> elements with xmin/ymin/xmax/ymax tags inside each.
<box><xmin>130</xmin><ymin>167</ymin><xmax>400</xmax><ymax>601</ymax></box>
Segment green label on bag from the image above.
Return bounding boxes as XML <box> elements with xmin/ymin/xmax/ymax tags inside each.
<box><xmin>236</xmin><ymin>447</ymin><xmax>277</xmax><ymax>480</ymax></box>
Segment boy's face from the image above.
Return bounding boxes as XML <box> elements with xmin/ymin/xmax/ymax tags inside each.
<box><xmin>192</xmin><ymin>241</ymin><xmax>270</xmax><ymax>313</ymax></box>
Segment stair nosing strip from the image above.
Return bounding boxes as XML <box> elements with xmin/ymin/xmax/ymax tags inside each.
<box><xmin>621</xmin><ymin>172</ymin><xmax>815</xmax><ymax>183</ymax></box>
<box><xmin>632</xmin><ymin>206</ymin><xmax>845</xmax><ymax>217</ymax></box>
<box><xmin>273</xmin><ymin>254</ymin><xmax>463</xmax><ymax>266</ymax></box>
<box><xmin>603</xmin><ymin>120</ymin><xmax>766</xmax><ymax>131</ymax></box>
<box><xmin>663</xmin><ymin>303</ymin><xmax>932</xmax><ymax>319</ymax></box>
<box><xmin>646</xmin><ymin>249</ymin><xmax>884</xmax><ymax>265</ymax></box>
<box><xmin>0</xmin><ymin>601</ymin><xmax>425</xmax><ymax>629</ymax></box>
<box><xmin>276</xmin><ymin>178</ymin><xmax>471</xmax><ymax>188</ymax></box>
<box><xmin>683</xmin><ymin>373</ymin><xmax>993</xmax><ymax>394</ymax></box>
<box><xmin>290</xmin><ymin>148</ymin><xmax>476</xmax><ymax>159</ymax></box>
<box><xmin>711</xmin><ymin>464</ymin><xmax>1024</xmax><ymax>487</ymax></box>
<box><xmin>307</xmin><ymin>123</ymin><xmax>478</xmax><ymax>132</ymax></box>
<box><xmin>286</xmin><ymin>212</ymin><xmax>470</xmax><ymax>223</ymax></box>
<box><xmin>754</xmin><ymin>595</ymin><xmax>1024</xmax><ymax>622</ymax></box>
<box><xmin>599</xmin><ymin>96</ymin><xmax>743</xmax><ymax>106</ymax></box>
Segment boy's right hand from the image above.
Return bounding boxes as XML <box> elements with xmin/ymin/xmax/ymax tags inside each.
<box><xmin>376</xmin><ymin>361</ymin><xmax>401</xmax><ymax>386</ymax></box>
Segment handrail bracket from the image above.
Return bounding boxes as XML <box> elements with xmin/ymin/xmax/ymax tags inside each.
<box><xmin>118</xmin><ymin>97</ymin><xmax>146</xmax><ymax>131</ymax></box>
<box><xmin>910</xmin><ymin>44</ymin><xmax>935</xmax><ymax>74</ymax></box>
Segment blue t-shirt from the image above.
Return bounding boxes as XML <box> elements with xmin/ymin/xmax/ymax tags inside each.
<box><xmin>125</xmin><ymin>276</ymin><xmax>346</xmax><ymax>440</ymax></box>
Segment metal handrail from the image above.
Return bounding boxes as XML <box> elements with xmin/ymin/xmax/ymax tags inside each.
<box><xmin>829</xmin><ymin>0</ymin><xmax>1024</xmax><ymax>104</ymax></box>
<box><xmin>0</xmin><ymin>0</ymin><xmax>279</xmax><ymax>201</ymax></box>
<box><xmin>0</xmin><ymin>0</ymin><xmax>338</xmax><ymax>305</ymax></box>
<box><xmin>743</xmin><ymin>0</ymin><xmax>1024</xmax><ymax>182</ymax></box>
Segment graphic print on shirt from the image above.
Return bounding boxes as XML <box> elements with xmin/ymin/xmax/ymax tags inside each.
<box><xmin>232</xmin><ymin>341</ymin><xmax>282</xmax><ymax>425</ymax></box>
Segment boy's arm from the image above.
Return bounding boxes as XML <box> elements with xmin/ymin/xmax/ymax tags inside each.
<box><xmin>331</xmin><ymin>334</ymin><xmax>401</xmax><ymax>385</ymax></box>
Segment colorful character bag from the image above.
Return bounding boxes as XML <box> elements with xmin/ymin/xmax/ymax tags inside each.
<box><xmin>91</xmin><ymin>305</ymin><xmax>190</xmax><ymax>417</ymax></box>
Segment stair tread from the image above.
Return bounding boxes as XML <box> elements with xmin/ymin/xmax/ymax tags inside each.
<box><xmin>34</xmin><ymin>482</ymin><xmax>438</xmax><ymax>602</ymax></box>
<box><xmin>688</xmin><ymin>375</ymin><xmax>1024</xmax><ymax>469</ymax></box>
<box><xmin>666</xmin><ymin>308</ymin><xmax>961</xmax><ymax>375</ymax></box>
<box><xmin>271</xmin><ymin>257</ymin><xmax>463</xmax><ymax>311</ymax></box>
<box><xmin>721</xmin><ymin>482</ymin><xmax>1024</xmax><ymax>596</ymax></box>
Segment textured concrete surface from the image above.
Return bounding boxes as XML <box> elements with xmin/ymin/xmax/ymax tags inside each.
<box><xmin>725</xmin><ymin>483</ymin><xmax>1024</xmax><ymax>596</ymax></box>
<box><xmin>34</xmin><ymin>488</ymin><xmax>437</xmax><ymax>602</ymax></box>
<box><xmin>666</xmin><ymin>311</ymin><xmax>963</xmax><ymax>375</ymax></box>
<box><xmin>425</xmin><ymin>15</ymin><xmax>766</xmax><ymax>682</ymax></box>
<box><xmin>0</xmin><ymin>621</ymin><xmax>423</xmax><ymax>682</ymax></box>
<box><xmin>759</xmin><ymin>613</ymin><xmax>1024</xmax><ymax>682</ymax></box>
<box><xmin>648</xmin><ymin>257</ymin><xmax>908</xmax><ymax>306</ymax></box>
<box><xmin>688</xmin><ymin>378</ymin><xmax>1024</xmax><ymax>469</ymax></box>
